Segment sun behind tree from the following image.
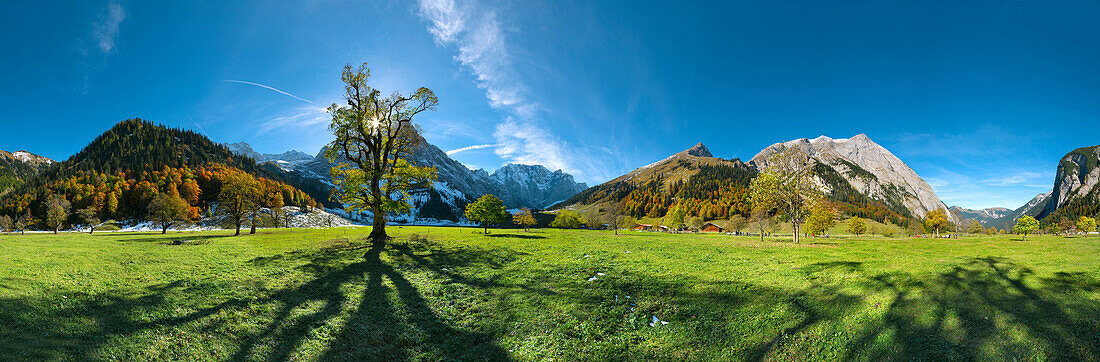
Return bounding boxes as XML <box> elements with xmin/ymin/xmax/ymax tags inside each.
<box><xmin>326</xmin><ymin>62</ymin><xmax>438</xmax><ymax>243</ymax></box>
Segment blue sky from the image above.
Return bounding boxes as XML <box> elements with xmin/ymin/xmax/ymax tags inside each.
<box><xmin>2</xmin><ymin>0</ymin><xmax>1099</xmax><ymax>210</ymax></box>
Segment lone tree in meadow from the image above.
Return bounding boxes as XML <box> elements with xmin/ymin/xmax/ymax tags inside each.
<box><xmin>148</xmin><ymin>192</ymin><xmax>190</xmax><ymax>234</ymax></box>
<box><xmin>0</xmin><ymin>215</ymin><xmax>11</xmax><ymax>233</ymax></box>
<box><xmin>847</xmin><ymin>216</ymin><xmax>867</xmax><ymax>236</ymax></box>
<box><xmin>1013</xmin><ymin>215</ymin><xmax>1040</xmax><ymax>241</ymax></box>
<box><xmin>805</xmin><ymin>202</ymin><xmax>837</xmax><ymax>236</ymax></box>
<box><xmin>617</xmin><ymin>215</ymin><xmax>637</xmax><ymax>234</ymax></box>
<box><xmin>15</xmin><ymin>211</ymin><xmax>31</xmax><ymax>235</ymax></box>
<box><xmin>46</xmin><ymin>194</ymin><xmax>71</xmax><ymax>234</ymax></box>
<box><xmin>604</xmin><ymin>200</ymin><xmax>626</xmax><ymax>235</ymax></box>
<box><xmin>749</xmin><ymin>147</ymin><xmax>819</xmax><ymax>243</ymax></box>
<box><xmin>749</xmin><ymin>206</ymin><xmax>777</xmax><ymax>242</ymax></box>
<box><xmin>924</xmin><ymin>209</ymin><xmax>950</xmax><ymax>237</ymax></box>
<box><xmin>77</xmin><ymin>207</ymin><xmax>100</xmax><ymax>234</ymax></box>
<box><xmin>513</xmin><ymin>208</ymin><xmax>538</xmax><ymax>232</ymax></box>
<box><xmin>326</xmin><ymin>62</ymin><xmax>438</xmax><ymax>243</ymax></box>
<box><xmin>907</xmin><ymin>218</ymin><xmax>924</xmax><ymax>236</ymax></box>
<box><xmin>1077</xmin><ymin>216</ymin><xmax>1097</xmax><ymax>234</ymax></box>
<box><xmin>1057</xmin><ymin>217</ymin><xmax>1076</xmax><ymax>236</ymax></box>
<box><xmin>465</xmin><ymin>194</ymin><xmax>508</xmax><ymax>234</ymax></box>
<box><xmin>218</xmin><ymin>171</ymin><xmax>260</xmax><ymax>236</ymax></box>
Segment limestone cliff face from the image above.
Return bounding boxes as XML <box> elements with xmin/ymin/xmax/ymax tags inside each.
<box><xmin>1038</xmin><ymin>145</ymin><xmax>1100</xmax><ymax>219</ymax></box>
<box><xmin>750</xmin><ymin>134</ymin><xmax>954</xmax><ymax>221</ymax></box>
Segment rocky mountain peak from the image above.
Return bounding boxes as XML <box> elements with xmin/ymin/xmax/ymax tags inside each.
<box><xmin>224</xmin><ymin>142</ymin><xmax>260</xmax><ymax>160</ymax></box>
<box><xmin>0</xmin><ymin>149</ymin><xmax>54</xmax><ymax>166</ymax></box>
<box><xmin>683</xmin><ymin>143</ymin><xmax>712</xmax><ymax>158</ymax></box>
<box><xmin>1038</xmin><ymin>144</ymin><xmax>1100</xmax><ymax>219</ymax></box>
<box><xmin>751</xmin><ymin>134</ymin><xmax>954</xmax><ymax>221</ymax></box>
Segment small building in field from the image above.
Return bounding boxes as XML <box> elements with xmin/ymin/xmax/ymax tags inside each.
<box><xmin>634</xmin><ymin>224</ymin><xmax>653</xmax><ymax>231</ymax></box>
<box><xmin>658</xmin><ymin>225</ymin><xmax>670</xmax><ymax>232</ymax></box>
<box><xmin>701</xmin><ymin>222</ymin><xmax>724</xmax><ymax>233</ymax></box>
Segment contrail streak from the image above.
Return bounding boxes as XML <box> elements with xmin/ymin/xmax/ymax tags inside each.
<box><xmin>446</xmin><ymin>144</ymin><xmax>497</xmax><ymax>155</ymax></box>
<box><xmin>222</xmin><ymin>79</ymin><xmax>313</xmax><ymax>104</ymax></box>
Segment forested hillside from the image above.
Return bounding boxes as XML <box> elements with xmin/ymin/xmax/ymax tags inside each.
<box><xmin>0</xmin><ymin>119</ymin><xmax>317</xmax><ymax>230</ymax></box>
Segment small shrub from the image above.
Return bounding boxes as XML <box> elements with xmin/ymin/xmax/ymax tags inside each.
<box><xmin>408</xmin><ymin>233</ymin><xmax>429</xmax><ymax>243</ymax></box>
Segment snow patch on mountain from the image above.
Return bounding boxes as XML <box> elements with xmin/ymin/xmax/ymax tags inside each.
<box><xmin>226</xmin><ymin>137</ymin><xmax>588</xmax><ymax>224</ymax></box>
<box><xmin>0</xmin><ymin>149</ymin><xmax>54</xmax><ymax>167</ymax></box>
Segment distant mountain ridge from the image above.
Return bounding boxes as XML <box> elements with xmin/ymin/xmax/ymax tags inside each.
<box><xmin>0</xmin><ymin>149</ymin><xmax>53</xmax><ymax>196</ymax></box>
<box><xmin>560</xmin><ymin>134</ymin><xmax>953</xmax><ymax>226</ymax></box>
<box><xmin>225</xmin><ymin>138</ymin><xmax>588</xmax><ymax>223</ymax></box>
<box><xmin>985</xmin><ymin>191</ymin><xmax>1051</xmax><ymax>228</ymax></box>
<box><xmin>0</xmin><ymin>150</ymin><xmax>54</xmax><ymax>167</ymax></box>
<box><xmin>949</xmin><ymin>206</ymin><xmax>1011</xmax><ymax>227</ymax></box>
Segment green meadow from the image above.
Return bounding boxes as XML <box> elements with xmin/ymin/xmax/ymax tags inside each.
<box><xmin>0</xmin><ymin>227</ymin><xmax>1097</xmax><ymax>360</ymax></box>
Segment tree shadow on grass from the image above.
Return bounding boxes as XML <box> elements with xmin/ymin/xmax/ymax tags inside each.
<box><xmin>2</xmin><ymin>240</ymin><xmax>1097</xmax><ymax>360</ymax></box>
<box><xmin>810</xmin><ymin>257</ymin><xmax>1100</xmax><ymax>361</ymax></box>
<box><xmin>0</xmin><ymin>238</ymin><xmax>516</xmax><ymax>360</ymax></box>
<box><xmin>652</xmin><ymin>257</ymin><xmax>1100</xmax><ymax>360</ymax></box>
<box><xmin>122</xmin><ymin>234</ymin><xmax>236</xmax><ymax>245</ymax></box>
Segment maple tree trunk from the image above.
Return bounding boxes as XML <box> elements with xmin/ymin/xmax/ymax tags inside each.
<box><xmin>369</xmin><ymin>204</ymin><xmax>388</xmax><ymax>242</ymax></box>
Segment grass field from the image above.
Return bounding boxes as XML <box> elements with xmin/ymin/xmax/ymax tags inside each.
<box><xmin>0</xmin><ymin>227</ymin><xmax>1097</xmax><ymax>360</ymax></box>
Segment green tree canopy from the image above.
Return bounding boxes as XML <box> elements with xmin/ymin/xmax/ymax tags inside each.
<box><xmin>847</xmin><ymin>216</ymin><xmax>866</xmax><ymax>236</ymax></box>
<box><xmin>1077</xmin><ymin>216</ymin><xmax>1097</xmax><ymax>234</ymax></box>
<box><xmin>148</xmin><ymin>192</ymin><xmax>190</xmax><ymax>234</ymax></box>
<box><xmin>966</xmin><ymin>220</ymin><xmax>983</xmax><ymax>234</ymax></box>
<box><xmin>218</xmin><ymin>170</ymin><xmax>260</xmax><ymax>236</ymax></box>
<box><xmin>465</xmin><ymin>194</ymin><xmax>508</xmax><ymax>234</ymax></box>
<box><xmin>46</xmin><ymin>194</ymin><xmax>71</xmax><ymax>234</ymax></box>
<box><xmin>512</xmin><ymin>208</ymin><xmax>537</xmax><ymax>232</ymax></box>
<box><xmin>805</xmin><ymin>202</ymin><xmax>837</xmax><ymax>236</ymax></box>
<box><xmin>550</xmin><ymin>210</ymin><xmax>585</xmax><ymax>229</ymax></box>
<box><xmin>1013</xmin><ymin>215</ymin><xmax>1040</xmax><ymax>241</ymax></box>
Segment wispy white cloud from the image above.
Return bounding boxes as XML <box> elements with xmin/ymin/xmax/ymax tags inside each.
<box><xmin>257</xmin><ymin>105</ymin><xmax>330</xmax><ymax>135</ymax></box>
<box><xmin>92</xmin><ymin>2</ymin><xmax>126</xmax><ymax>54</ymax></box>
<box><xmin>419</xmin><ymin>0</ymin><xmax>530</xmax><ymax>111</ymax></box>
<box><xmin>491</xmin><ymin>119</ymin><xmax>579</xmax><ymax>174</ymax></box>
<box><xmin>222</xmin><ymin>80</ymin><xmax>314</xmax><ymax>104</ymax></box>
<box><xmin>418</xmin><ymin>0</ymin><xmax>596</xmax><ymax>178</ymax></box>
<box><xmin>76</xmin><ymin>1</ymin><xmax>127</xmax><ymax>94</ymax></box>
<box><xmin>446</xmin><ymin>143</ymin><xmax>497</xmax><ymax>155</ymax></box>
<box><xmin>981</xmin><ymin>171</ymin><xmax>1048</xmax><ymax>187</ymax></box>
